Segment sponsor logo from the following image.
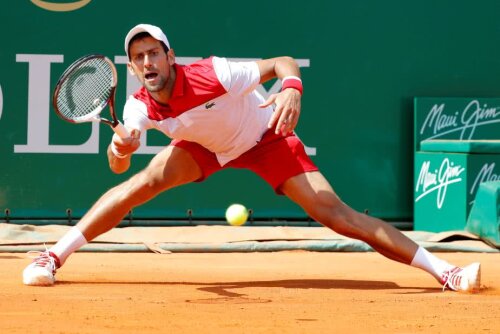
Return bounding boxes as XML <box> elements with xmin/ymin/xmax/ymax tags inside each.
<box><xmin>205</xmin><ymin>102</ymin><xmax>216</xmax><ymax>109</ymax></box>
<box><xmin>415</xmin><ymin>158</ymin><xmax>465</xmax><ymax>209</ymax></box>
<box><xmin>11</xmin><ymin>54</ymin><xmax>317</xmax><ymax>156</ymax></box>
<box><xmin>419</xmin><ymin>100</ymin><xmax>500</xmax><ymax>140</ymax></box>
<box><xmin>31</xmin><ymin>0</ymin><xmax>91</xmax><ymax>12</ymax></box>
<box><xmin>470</xmin><ymin>163</ymin><xmax>500</xmax><ymax>197</ymax></box>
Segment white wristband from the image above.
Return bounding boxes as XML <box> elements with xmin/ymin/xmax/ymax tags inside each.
<box><xmin>110</xmin><ymin>142</ymin><xmax>128</xmax><ymax>159</ymax></box>
<box><xmin>281</xmin><ymin>75</ymin><xmax>302</xmax><ymax>84</ymax></box>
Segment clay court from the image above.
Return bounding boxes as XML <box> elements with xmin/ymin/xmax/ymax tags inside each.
<box><xmin>0</xmin><ymin>250</ymin><xmax>498</xmax><ymax>333</ymax></box>
<box><xmin>2</xmin><ymin>3</ymin><xmax>500</xmax><ymax>334</ymax></box>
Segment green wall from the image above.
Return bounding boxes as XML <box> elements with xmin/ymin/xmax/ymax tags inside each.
<box><xmin>1</xmin><ymin>1</ymin><xmax>500</xmax><ymax>223</ymax></box>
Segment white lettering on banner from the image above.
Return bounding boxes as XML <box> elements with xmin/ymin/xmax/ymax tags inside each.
<box><xmin>13</xmin><ymin>54</ymin><xmax>314</xmax><ymax>156</ymax></box>
<box><xmin>470</xmin><ymin>163</ymin><xmax>500</xmax><ymax>197</ymax></box>
<box><xmin>14</xmin><ymin>54</ymin><xmax>100</xmax><ymax>153</ymax></box>
<box><xmin>415</xmin><ymin>158</ymin><xmax>465</xmax><ymax>209</ymax></box>
<box><xmin>420</xmin><ymin>100</ymin><xmax>500</xmax><ymax>140</ymax></box>
<box><xmin>415</xmin><ymin>161</ymin><xmax>437</xmax><ymax>192</ymax></box>
<box><xmin>419</xmin><ymin>104</ymin><xmax>458</xmax><ymax>135</ymax></box>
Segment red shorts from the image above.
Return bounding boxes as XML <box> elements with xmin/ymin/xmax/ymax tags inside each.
<box><xmin>170</xmin><ymin>129</ymin><xmax>318</xmax><ymax>194</ymax></box>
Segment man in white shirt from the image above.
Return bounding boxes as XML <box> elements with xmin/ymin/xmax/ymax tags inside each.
<box><xmin>23</xmin><ymin>24</ymin><xmax>480</xmax><ymax>293</ymax></box>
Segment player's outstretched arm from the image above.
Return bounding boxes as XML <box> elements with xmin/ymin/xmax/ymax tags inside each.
<box><xmin>107</xmin><ymin>128</ymin><xmax>141</xmax><ymax>174</ymax></box>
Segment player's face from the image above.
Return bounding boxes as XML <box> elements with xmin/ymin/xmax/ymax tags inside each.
<box><xmin>127</xmin><ymin>37</ymin><xmax>174</xmax><ymax>93</ymax></box>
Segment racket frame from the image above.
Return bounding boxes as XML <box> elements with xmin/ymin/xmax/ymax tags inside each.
<box><xmin>53</xmin><ymin>54</ymin><xmax>129</xmax><ymax>138</ymax></box>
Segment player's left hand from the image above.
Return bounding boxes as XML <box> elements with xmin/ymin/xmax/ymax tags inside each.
<box><xmin>259</xmin><ymin>88</ymin><xmax>301</xmax><ymax>136</ymax></box>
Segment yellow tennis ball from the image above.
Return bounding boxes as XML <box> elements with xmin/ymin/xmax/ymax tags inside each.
<box><xmin>225</xmin><ymin>203</ymin><xmax>248</xmax><ymax>226</ymax></box>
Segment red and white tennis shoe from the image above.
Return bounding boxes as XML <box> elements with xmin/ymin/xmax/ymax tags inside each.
<box><xmin>441</xmin><ymin>262</ymin><xmax>481</xmax><ymax>293</ymax></box>
<box><xmin>23</xmin><ymin>250</ymin><xmax>61</xmax><ymax>286</ymax></box>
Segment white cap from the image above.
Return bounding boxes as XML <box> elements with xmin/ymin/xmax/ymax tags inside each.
<box><xmin>124</xmin><ymin>24</ymin><xmax>170</xmax><ymax>58</ymax></box>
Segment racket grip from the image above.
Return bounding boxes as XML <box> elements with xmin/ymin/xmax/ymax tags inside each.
<box><xmin>112</xmin><ymin>121</ymin><xmax>130</xmax><ymax>139</ymax></box>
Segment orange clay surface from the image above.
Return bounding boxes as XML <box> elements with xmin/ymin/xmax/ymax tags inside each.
<box><xmin>0</xmin><ymin>251</ymin><xmax>498</xmax><ymax>333</ymax></box>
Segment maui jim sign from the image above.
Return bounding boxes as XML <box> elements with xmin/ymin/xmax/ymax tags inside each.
<box><xmin>9</xmin><ymin>54</ymin><xmax>315</xmax><ymax>156</ymax></box>
<box><xmin>415</xmin><ymin>159</ymin><xmax>500</xmax><ymax>209</ymax></box>
<box><xmin>417</xmin><ymin>98</ymin><xmax>500</xmax><ymax>142</ymax></box>
<box><xmin>415</xmin><ymin>158</ymin><xmax>465</xmax><ymax>209</ymax></box>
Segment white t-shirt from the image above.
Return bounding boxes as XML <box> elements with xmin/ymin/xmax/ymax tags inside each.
<box><xmin>123</xmin><ymin>56</ymin><xmax>274</xmax><ymax>166</ymax></box>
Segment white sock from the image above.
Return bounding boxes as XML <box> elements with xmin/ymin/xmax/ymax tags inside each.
<box><xmin>49</xmin><ymin>227</ymin><xmax>88</xmax><ymax>266</ymax></box>
<box><xmin>410</xmin><ymin>246</ymin><xmax>455</xmax><ymax>283</ymax></box>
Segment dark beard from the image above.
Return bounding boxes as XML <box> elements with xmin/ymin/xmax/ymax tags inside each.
<box><xmin>144</xmin><ymin>76</ymin><xmax>166</xmax><ymax>92</ymax></box>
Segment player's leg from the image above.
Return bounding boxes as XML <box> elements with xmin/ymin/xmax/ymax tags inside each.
<box><xmin>23</xmin><ymin>145</ymin><xmax>203</xmax><ymax>286</ymax></box>
<box><xmin>239</xmin><ymin>131</ymin><xmax>418</xmax><ymax>263</ymax></box>
<box><xmin>280</xmin><ymin>171</ymin><xmax>480</xmax><ymax>292</ymax></box>
<box><xmin>76</xmin><ymin>145</ymin><xmax>202</xmax><ymax>241</ymax></box>
<box><xmin>281</xmin><ymin>171</ymin><xmax>419</xmax><ymax>263</ymax></box>
<box><xmin>238</xmin><ymin>131</ymin><xmax>480</xmax><ymax>292</ymax></box>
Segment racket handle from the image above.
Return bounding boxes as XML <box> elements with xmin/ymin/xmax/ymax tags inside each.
<box><xmin>112</xmin><ymin>121</ymin><xmax>130</xmax><ymax>139</ymax></box>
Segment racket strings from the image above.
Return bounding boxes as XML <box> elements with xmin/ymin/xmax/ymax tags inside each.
<box><xmin>56</xmin><ymin>58</ymin><xmax>114</xmax><ymax>121</ymax></box>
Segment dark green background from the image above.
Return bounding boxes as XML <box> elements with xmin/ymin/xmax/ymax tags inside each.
<box><xmin>1</xmin><ymin>1</ymin><xmax>500</xmax><ymax>223</ymax></box>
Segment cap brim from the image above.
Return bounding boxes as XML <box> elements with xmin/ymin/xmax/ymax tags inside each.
<box><xmin>124</xmin><ymin>24</ymin><xmax>170</xmax><ymax>58</ymax></box>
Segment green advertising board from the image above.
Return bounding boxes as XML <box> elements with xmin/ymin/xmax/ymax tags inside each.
<box><xmin>414</xmin><ymin>97</ymin><xmax>500</xmax><ymax>231</ymax></box>
<box><xmin>2</xmin><ymin>1</ymin><xmax>500</xmax><ymax>225</ymax></box>
<box><xmin>414</xmin><ymin>152</ymin><xmax>500</xmax><ymax>232</ymax></box>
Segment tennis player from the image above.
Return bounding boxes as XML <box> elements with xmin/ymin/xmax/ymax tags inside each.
<box><xmin>23</xmin><ymin>24</ymin><xmax>480</xmax><ymax>292</ymax></box>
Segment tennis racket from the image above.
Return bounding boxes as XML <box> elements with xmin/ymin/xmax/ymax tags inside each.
<box><xmin>53</xmin><ymin>54</ymin><xmax>129</xmax><ymax>138</ymax></box>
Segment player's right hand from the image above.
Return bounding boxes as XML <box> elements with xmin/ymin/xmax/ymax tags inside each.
<box><xmin>111</xmin><ymin>128</ymin><xmax>141</xmax><ymax>158</ymax></box>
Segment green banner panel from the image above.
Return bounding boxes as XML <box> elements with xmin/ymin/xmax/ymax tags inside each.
<box><xmin>466</xmin><ymin>181</ymin><xmax>500</xmax><ymax>247</ymax></box>
<box><xmin>2</xmin><ymin>1</ymin><xmax>500</xmax><ymax>223</ymax></box>
<box><xmin>414</xmin><ymin>152</ymin><xmax>500</xmax><ymax>232</ymax></box>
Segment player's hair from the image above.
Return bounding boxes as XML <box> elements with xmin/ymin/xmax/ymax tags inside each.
<box><xmin>127</xmin><ymin>32</ymin><xmax>170</xmax><ymax>60</ymax></box>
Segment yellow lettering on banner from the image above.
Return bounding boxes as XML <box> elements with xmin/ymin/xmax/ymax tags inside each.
<box><xmin>30</xmin><ymin>0</ymin><xmax>91</xmax><ymax>12</ymax></box>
